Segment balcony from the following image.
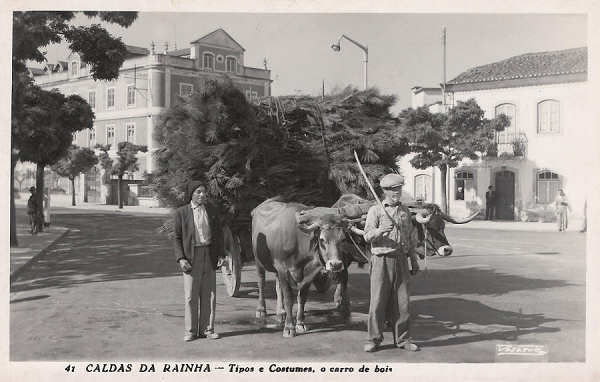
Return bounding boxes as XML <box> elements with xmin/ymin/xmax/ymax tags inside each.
<box><xmin>486</xmin><ymin>132</ymin><xmax>528</xmax><ymax>159</ymax></box>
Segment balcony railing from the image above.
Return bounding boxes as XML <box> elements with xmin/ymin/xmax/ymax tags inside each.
<box><xmin>487</xmin><ymin>132</ymin><xmax>528</xmax><ymax>158</ymax></box>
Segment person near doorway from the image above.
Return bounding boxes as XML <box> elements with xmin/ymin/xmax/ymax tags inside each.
<box><xmin>173</xmin><ymin>180</ymin><xmax>224</xmax><ymax>342</ymax></box>
<box><xmin>485</xmin><ymin>185</ymin><xmax>496</xmax><ymax>220</ymax></box>
<box><xmin>554</xmin><ymin>189</ymin><xmax>571</xmax><ymax>232</ymax></box>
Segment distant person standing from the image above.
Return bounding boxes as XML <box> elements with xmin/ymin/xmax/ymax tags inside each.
<box><xmin>555</xmin><ymin>189</ymin><xmax>571</xmax><ymax>232</ymax></box>
<box><xmin>485</xmin><ymin>185</ymin><xmax>496</xmax><ymax>220</ymax></box>
<box><xmin>43</xmin><ymin>188</ymin><xmax>51</xmax><ymax>227</ymax></box>
<box><xmin>27</xmin><ymin>187</ymin><xmax>38</xmax><ymax>235</ymax></box>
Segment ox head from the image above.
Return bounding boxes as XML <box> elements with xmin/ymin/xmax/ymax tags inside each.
<box><xmin>413</xmin><ymin>204</ymin><xmax>479</xmax><ymax>257</ymax></box>
<box><xmin>297</xmin><ymin>211</ymin><xmax>347</xmax><ymax>273</ymax></box>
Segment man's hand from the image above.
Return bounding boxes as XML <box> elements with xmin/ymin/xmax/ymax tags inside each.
<box><xmin>179</xmin><ymin>259</ymin><xmax>192</xmax><ymax>273</ymax></box>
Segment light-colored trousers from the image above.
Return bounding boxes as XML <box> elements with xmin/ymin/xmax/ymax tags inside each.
<box><xmin>367</xmin><ymin>251</ymin><xmax>411</xmax><ymax>345</ymax></box>
<box><xmin>183</xmin><ymin>246</ymin><xmax>216</xmax><ymax>336</ymax></box>
<box><xmin>557</xmin><ymin>206</ymin><xmax>568</xmax><ymax>231</ymax></box>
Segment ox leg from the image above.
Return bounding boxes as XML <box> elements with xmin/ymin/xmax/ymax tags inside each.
<box><xmin>295</xmin><ymin>285</ymin><xmax>309</xmax><ymax>334</ymax></box>
<box><xmin>333</xmin><ymin>269</ymin><xmax>351</xmax><ymax>318</ymax></box>
<box><xmin>255</xmin><ymin>265</ymin><xmax>267</xmax><ymax>319</ymax></box>
<box><xmin>275</xmin><ymin>277</ymin><xmax>286</xmax><ymax>327</ymax></box>
<box><xmin>277</xmin><ymin>274</ymin><xmax>296</xmax><ymax>338</ymax></box>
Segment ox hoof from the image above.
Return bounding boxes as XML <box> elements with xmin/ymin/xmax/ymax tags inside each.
<box><xmin>255</xmin><ymin>310</ymin><xmax>267</xmax><ymax>319</ymax></box>
<box><xmin>282</xmin><ymin>327</ymin><xmax>296</xmax><ymax>338</ymax></box>
<box><xmin>295</xmin><ymin>323</ymin><xmax>308</xmax><ymax>334</ymax></box>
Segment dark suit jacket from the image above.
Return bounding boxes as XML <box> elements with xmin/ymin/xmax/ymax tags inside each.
<box><xmin>173</xmin><ymin>202</ymin><xmax>223</xmax><ymax>270</ymax></box>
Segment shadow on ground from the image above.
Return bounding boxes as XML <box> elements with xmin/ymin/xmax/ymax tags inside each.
<box><xmin>11</xmin><ymin>213</ymin><xmax>177</xmax><ymax>292</ymax></box>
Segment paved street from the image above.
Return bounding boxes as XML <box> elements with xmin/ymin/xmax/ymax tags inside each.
<box><xmin>10</xmin><ymin>208</ymin><xmax>585</xmax><ymax>362</ymax></box>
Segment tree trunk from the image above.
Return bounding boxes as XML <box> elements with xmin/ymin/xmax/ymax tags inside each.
<box><xmin>118</xmin><ymin>175</ymin><xmax>123</xmax><ymax>209</ymax></box>
<box><xmin>71</xmin><ymin>177</ymin><xmax>76</xmax><ymax>206</ymax></box>
<box><xmin>10</xmin><ymin>158</ymin><xmax>18</xmax><ymax>247</ymax></box>
<box><xmin>36</xmin><ymin>164</ymin><xmax>45</xmax><ymax>232</ymax></box>
<box><xmin>439</xmin><ymin>163</ymin><xmax>448</xmax><ymax>214</ymax></box>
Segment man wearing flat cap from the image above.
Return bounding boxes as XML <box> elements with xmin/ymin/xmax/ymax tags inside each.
<box><xmin>362</xmin><ymin>173</ymin><xmax>420</xmax><ymax>352</ymax></box>
<box><xmin>173</xmin><ymin>180</ymin><xmax>224</xmax><ymax>342</ymax></box>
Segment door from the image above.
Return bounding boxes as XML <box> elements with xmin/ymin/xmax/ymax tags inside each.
<box><xmin>495</xmin><ymin>170</ymin><xmax>515</xmax><ymax>220</ymax></box>
<box><xmin>84</xmin><ymin>167</ymin><xmax>101</xmax><ymax>203</ymax></box>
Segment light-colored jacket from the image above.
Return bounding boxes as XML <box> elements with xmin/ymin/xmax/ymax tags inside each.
<box><xmin>363</xmin><ymin>202</ymin><xmax>417</xmax><ymax>257</ymax></box>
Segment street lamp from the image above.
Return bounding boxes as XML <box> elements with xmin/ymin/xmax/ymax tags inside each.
<box><xmin>331</xmin><ymin>34</ymin><xmax>368</xmax><ymax>90</ymax></box>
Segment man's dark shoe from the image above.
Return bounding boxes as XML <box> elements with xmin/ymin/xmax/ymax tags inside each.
<box><xmin>396</xmin><ymin>340</ymin><xmax>420</xmax><ymax>351</ymax></box>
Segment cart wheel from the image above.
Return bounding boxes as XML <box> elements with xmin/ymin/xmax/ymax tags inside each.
<box><xmin>221</xmin><ymin>225</ymin><xmax>242</xmax><ymax>297</ymax></box>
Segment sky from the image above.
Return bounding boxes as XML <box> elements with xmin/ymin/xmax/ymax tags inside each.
<box><xmin>41</xmin><ymin>12</ymin><xmax>587</xmax><ymax>112</ymax></box>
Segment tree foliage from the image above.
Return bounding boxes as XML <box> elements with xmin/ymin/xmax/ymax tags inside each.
<box><xmin>400</xmin><ymin>99</ymin><xmax>510</xmax><ymax>211</ymax></box>
<box><xmin>113</xmin><ymin>142</ymin><xmax>148</xmax><ymax>177</ymax></box>
<box><xmin>52</xmin><ymin>145</ymin><xmax>99</xmax><ymax>180</ymax></box>
<box><xmin>12</xmin><ymin>11</ymin><xmax>137</xmax><ymax>79</ymax></box>
<box><xmin>153</xmin><ymin>81</ymin><xmax>408</xmax><ymax>226</ymax></box>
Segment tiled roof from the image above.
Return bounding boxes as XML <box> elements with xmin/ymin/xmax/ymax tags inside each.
<box><xmin>448</xmin><ymin>47</ymin><xmax>587</xmax><ymax>85</ymax></box>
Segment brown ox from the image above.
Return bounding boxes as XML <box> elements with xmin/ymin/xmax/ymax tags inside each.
<box><xmin>252</xmin><ymin>197</ymin><xmax>348</xmax><ymax>337</ymax></box>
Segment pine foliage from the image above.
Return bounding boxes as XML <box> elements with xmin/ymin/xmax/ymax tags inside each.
<box><xmin>152</xmin><ymin>82</ymin><xmax>408</xmax><ymax>227</ymax></box>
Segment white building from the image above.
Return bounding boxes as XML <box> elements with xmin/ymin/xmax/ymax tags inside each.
<box><xmin>400</xmin><ymin>47</ymin><xmax>589</xmax><ymax>222</ymax></box>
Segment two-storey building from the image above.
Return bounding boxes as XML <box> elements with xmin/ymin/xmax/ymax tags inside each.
<box><xmin>30</xmin><ymin>28</ymin><xmax>272</xmax><ymax>206</ymax></box>
<box><xmin>399</xmin><ymin>47</ymin><xmax>589</xmax><ymax>223</ymax></box>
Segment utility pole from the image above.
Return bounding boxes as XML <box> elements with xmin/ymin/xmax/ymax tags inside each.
<box><xmin>441</xmin><ymin>27</ymin><xmax>447</xmax><ymax>112</ymax></box>
<box><xmin>322</xmin><ymin>79</ymin><xmax>325</xmax><ymax>100</ymax></box>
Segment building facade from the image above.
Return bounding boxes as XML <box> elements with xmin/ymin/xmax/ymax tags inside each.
<box><xmin>400</xmin><ymin>47</ymin><xmax>589</xmax><ymax>222</ymax></box>
<box><xmin>30</xmin><ymin>28</ymin><xmax>272</xmax><ymax>206</ymax></box>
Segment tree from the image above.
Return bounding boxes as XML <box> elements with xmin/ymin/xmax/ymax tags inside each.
<box><xmin>10</xmin><ymin>11</ymin><xmax>137</xmax><ymax>245</ymax></box>
<box><xmin>52</xmin><ymin>145</ymin><xmax>99</xmax><ymax>206</ymax></box>
<box><xmin>112</xmin><ymin>142</ymin><xmax>147</xmax><ymax>209</ymax></box>
<box><xmin>13</xmin><ymin>85</ymin><xmax>94</xmax><ymax>231</ymax></box>
<box><xmin>400</xmin><ymin>99</ymin><xmax>510</xmax><ymax>213</ymax></box>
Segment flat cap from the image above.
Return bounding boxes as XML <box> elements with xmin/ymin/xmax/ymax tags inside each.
<box><xmin>380</xmin><ymin>174</ymin><xmax>405</xmax><ymax>189</ymax></box>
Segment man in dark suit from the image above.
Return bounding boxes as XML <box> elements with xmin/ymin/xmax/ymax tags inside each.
<box><xmin>173</xmin><ymin>180</ymin><xmax>224</xmax><ymax>342</ymax></box>
<box><xmin>485</xmin><ymin>185</ymin><xmax>496</xmax><ymax>220</ymax></box>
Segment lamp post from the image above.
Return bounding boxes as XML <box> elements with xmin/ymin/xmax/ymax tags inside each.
<box><xmin>331</xmin><ymin>34</ymin><xmax>368</xmax><ymax>90</ymax></box>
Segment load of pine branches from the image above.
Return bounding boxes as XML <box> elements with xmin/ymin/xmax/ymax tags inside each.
<box><xmin>152</xmin><ymin>81</ymin><xmax>408</xmax><ymax>233</ymax></box>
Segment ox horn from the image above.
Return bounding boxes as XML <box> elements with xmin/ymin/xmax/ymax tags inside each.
<box><xmin>440</xmin><ymin>209</ymin><xmax>480</xmax><ymax>224</ymax></box>
<box><xmin>299</xmin><ymin>222</ymin><xmax>320</xmax><ymax>232</ymax></box>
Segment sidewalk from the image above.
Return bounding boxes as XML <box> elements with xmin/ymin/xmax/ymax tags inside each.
<box><xmin>450</xmin><ymin>218</ymin><xmax>586</xmax><ymax>232</ymax></box>
<box><xmin>10</xmin><ymin>224</ymin><xmax>70</xmax><ymax>282</ymax></box>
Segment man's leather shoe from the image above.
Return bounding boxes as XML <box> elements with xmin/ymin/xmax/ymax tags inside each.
<box><xmin>396</xmin><ymin>340</ymin><xmax>420</xmax><ymax>351</ymax></box>
<box><xmin>184</xmin><ymin>334</ymin><xmax>197</xmax><ymax>342</ymax></box>
<box><xmin>363</xmin><ymin>342</ymin><xmax>378</xmax><ymax>352</ymax></box>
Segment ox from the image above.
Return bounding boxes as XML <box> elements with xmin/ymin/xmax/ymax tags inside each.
<box><xmin>252</xmin><ymin>197</ymin><xmax>349</xmax><ymax>338</ymax></box>
<box><xmin>315</xmin><ymin>193</ymin><xmax>479</xmax><ymax>315</ymax></box>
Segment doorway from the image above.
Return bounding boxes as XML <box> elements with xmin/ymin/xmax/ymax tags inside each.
<box><xmin>495</xmin><ymin>170</ymin><xmax>515</xmax><ymax>220</ymax></box>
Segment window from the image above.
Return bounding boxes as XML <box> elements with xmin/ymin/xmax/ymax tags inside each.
<box><xmin>88</xmin><ymin>128</ymin><xmax>96</xmax><ymax>148</ymax></box>
<box><xmin>226</xmin><ymin>56</ymin><xmax>237</xmax><ymax>72</ymax></box>
<box><xmin>179</xmin><ymin>83</ymin><xmax>194</xmax><ymax>97</ymax></box>
<box><xmin>71</xmin><ymin>61</ymin><xmax>79</xmax><ymax>77</ymax></box>
<box><xmin>107</xmin><ymin>87</ymin><xmax>115</xmax><ymax>109</ymax></box>
<box><xmin>538</xmin><ymin>100</ymin><xmax>560</xmax><ymax>133</ymax></box>
<box><xmin>495</xmin><ymin>103</ymin><xmax>516</xmax><ymax>134</ymax></box>
<box><xmin>455</xmin><ymin>171</ymin><xmax>474</xmax><ymax>201</ymax></box>
<box><xmin>126</xmin><ymin>123</ymin><xmax>136</xmax><ymax>143</ymax></box>
<box><xmin>106</xmin><ymin>125</ymin><xmax>115</xmax><ymax>149</ymax></box>
<box><xmin>203</xmin><ymin>52</ymin><xmax>214</xmax><ymax>70</ymax></box>
<box><xmin>536</xmin><ymin>171</ymin><xmax>561</xmax><ymax>204</ymax></box>
<box><xmin>414</xmin><ymin>174</ymin><xmax>431</xmax><ymax>202</ymax></box>
<box><xmin>88</xmin><ymin>91</ymin><xmax>96</xmax><ymax>109</ymax></box>
<box><xmin>127</xmin><ymin>85</ymin><xmax>136</xmax><ymax>106</ymax></box>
